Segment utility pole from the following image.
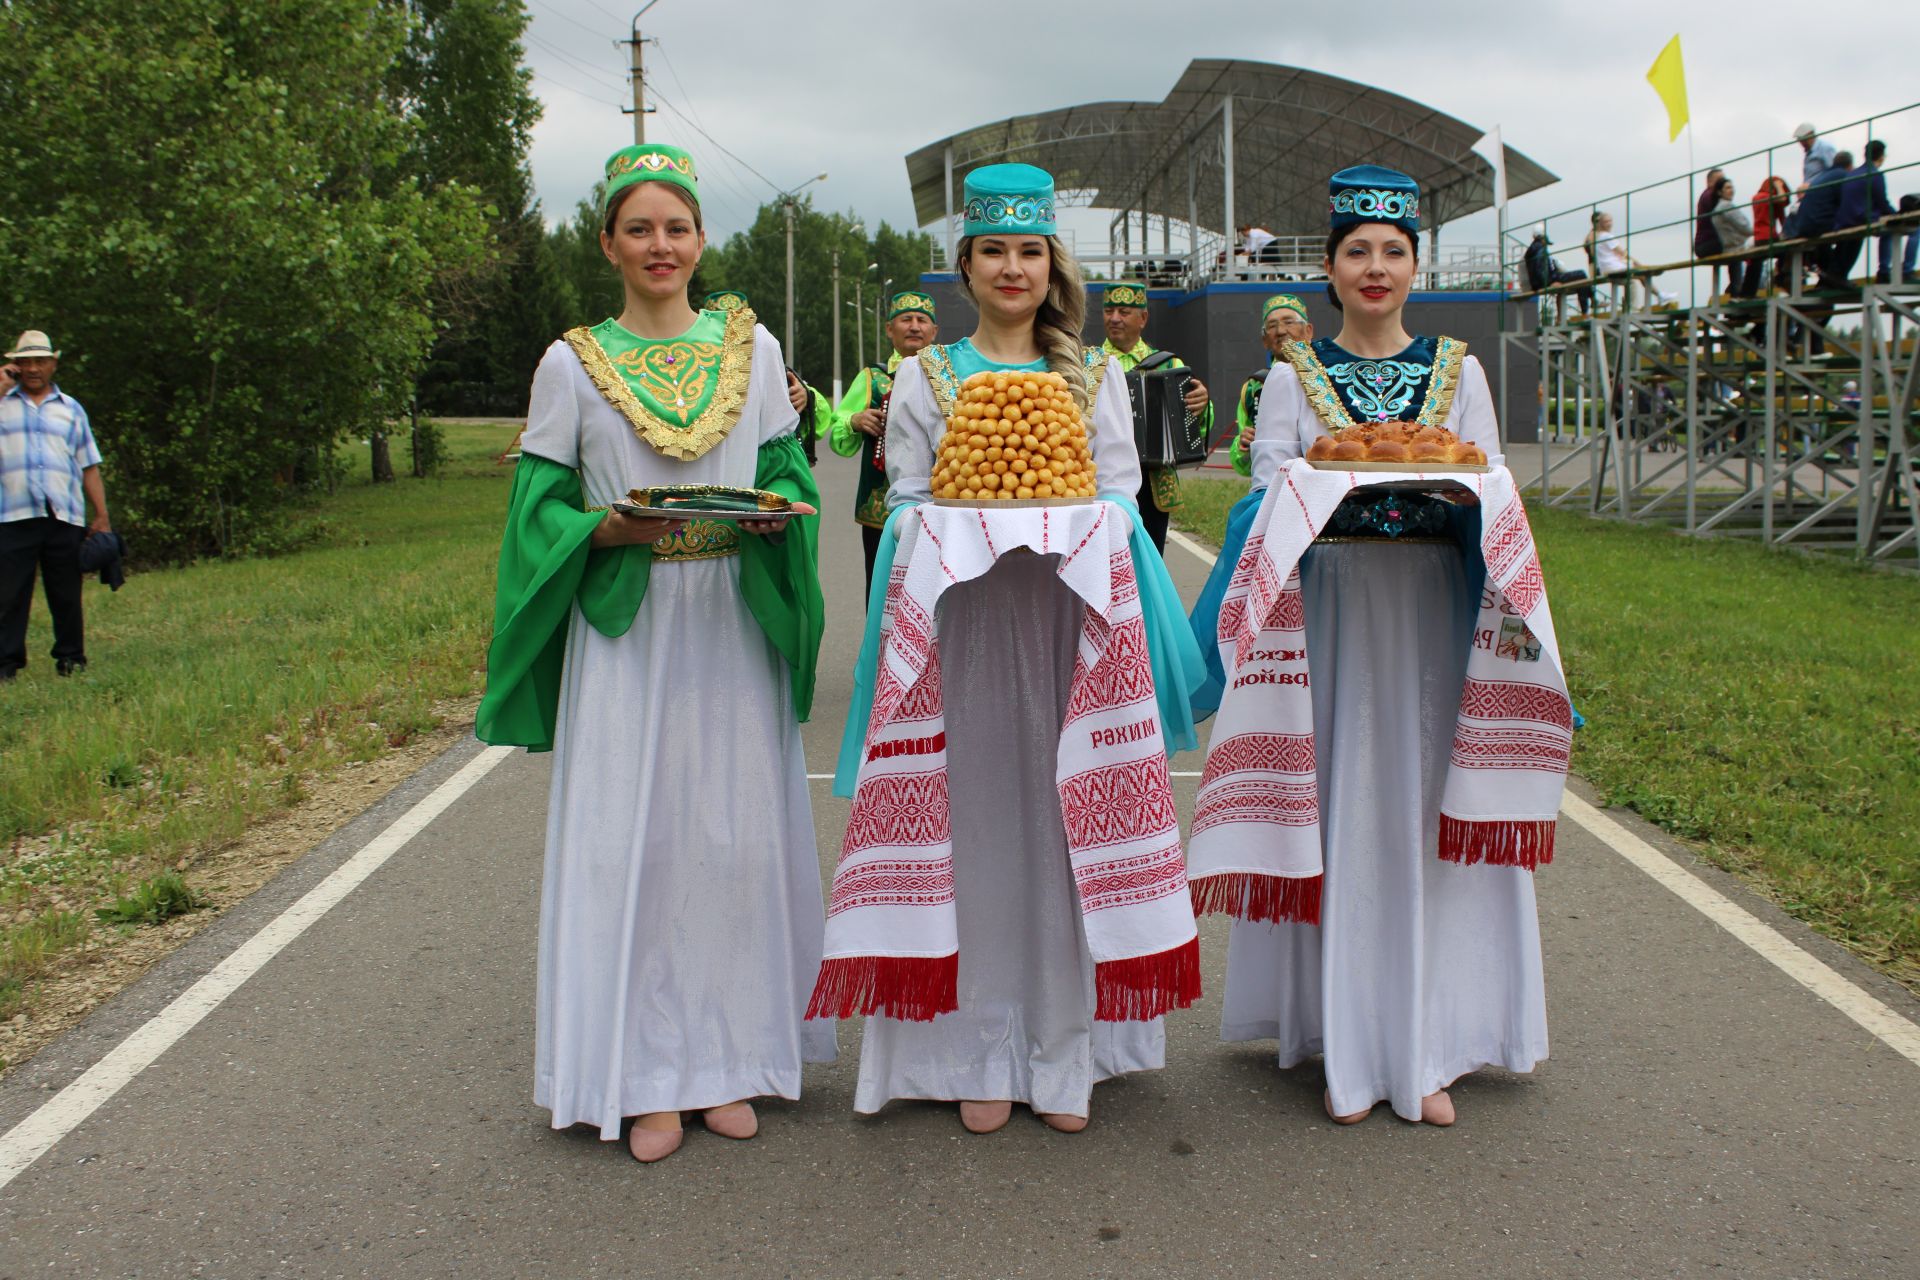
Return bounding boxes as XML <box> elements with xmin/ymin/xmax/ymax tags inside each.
<box><xmin>784</xmin><ymin>197</ymin><xmax>797</xmax><ymax>363</ymax></box>
<box><xmin>775</xmin><ymin>172</ymin><xmax>828</xmax><ymax>367</ymax></box>
<box><xmin>623</xmin><ymin>2</ymin><xmax>661</xmax><ymax>145</ymax></box>
<box><xmin>831</xmin><ymin>247</ymin><xmax>842</xmax><ymax>400</ymax></box>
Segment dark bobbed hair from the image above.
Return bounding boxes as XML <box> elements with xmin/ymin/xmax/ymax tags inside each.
<box><xmin>1323</xmin><ymin>221</ymin><xmax>1420</xmax><ymax>312</ymax></box>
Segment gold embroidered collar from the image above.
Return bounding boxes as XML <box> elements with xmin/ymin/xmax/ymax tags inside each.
<box><xmin>563</xmin><ymin>306</ymin><xmax>755</xmax><ymax>461</ymax></box>
<box><xmin>1283</xmin><ymin>334</ymin><xmax>1466</xmax><ymax>432</ymax></box>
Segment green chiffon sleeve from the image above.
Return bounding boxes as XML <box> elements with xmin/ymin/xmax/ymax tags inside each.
<box><xmin>475</xmin><ymin>453</ymin><xmax>652</xmax><ymax>752</ymax></box>
<box><xmin>1229</xmin><ymin>380</ymin><xmax>1255</xmax><ymax>477</ymax></box>
<box><xmin>828</xmin><ymin>369</ymin><xmax>871</xmax><ymax>457</ymax></box>
<box><xmin>739</xmin><ymin>434</ymin><xmax>826</xmax><ymax>721</ymax></box>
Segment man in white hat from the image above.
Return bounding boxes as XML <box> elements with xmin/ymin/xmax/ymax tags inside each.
<box><xmin>1</xmin><ymin>330</ymin><xmax>110</xmax><ymax>679</ymax></box>
<box><xmin>1793</xmin><ymin>122</ymin><xmax>1839</xmax><ymax>200</ymax></box>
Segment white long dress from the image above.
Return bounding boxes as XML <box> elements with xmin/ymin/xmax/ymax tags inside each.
<box><xmin>850</xmin><ymin>349</ymin><xmax>1162</xmax><ymax>1118</ymax></box>
<box><xmin>1231</xmin><ymin>353</ymin><xmax>1549</xmax><ymax>1122</ymax></box>
<box><xmin>520</xmin><ymin>326</ymin><xmax>835</xmax><ymax>1140</ymax></box>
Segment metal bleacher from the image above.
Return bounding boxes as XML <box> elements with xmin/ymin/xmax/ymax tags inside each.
<box><xmin>1500</xmin><ymin>106</ymin><xmax>1920</xmax><ymax>570</ymax></box>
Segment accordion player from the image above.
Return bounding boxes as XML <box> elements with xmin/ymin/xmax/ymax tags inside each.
<box><xmin>1126</xmin><ymin>354</ymin><xmax>1209</xmax><ymax>467</ymax></box>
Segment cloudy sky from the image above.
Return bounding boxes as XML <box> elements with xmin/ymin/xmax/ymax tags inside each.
<box><xmin>521</xmin><ymin>0</ymin><xmax>1916</xmax><ymax>263</ymax></box>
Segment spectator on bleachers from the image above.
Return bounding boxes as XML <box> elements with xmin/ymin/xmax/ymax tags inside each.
<box><xmin>1239</xmin><ymin>223</ymin><xmax>1279</xmax><ymax>265</ymax></box>
<box><xmin>1883</xmin><ymin>194</ymin><xmax>1920</xmax><ymax>285</ymax></box>
<box><xmin>1738</xmin><ymin>175</ymin><xmax>1793</xmax><ymax>298</ymax></box>
<box><xmin>1710</xmin><ymin>176</ymin><xmax>1754</xmax><ymax>296</ymax></box>
<box><xmin>1790</xmin><ymin>149</ymin><xmax>1853</xmax><ymax>287</ymax></box>
<box><xmin>1794</xmin><ymin>122</ymin><xmax>1839</xmax><ymax>198</ymax></box>
<box><xmin>1586</xmin><ymin>211</ymin><xmax>1670</xmax><ymax>307</ymax></box>
<box><xmin>1524</xmin><ymin>225</ymin><xmax>1591</xmax><ymax>313</ymax></box>
<box><xmin>1830</xmin><ymin>141</ymin><xmax>1896</xmax><ymax>284</ymax></box>
<box><xmin>1695</xmin><ymin>168</ymin><xmax>1726</xmax><ymax>259</ymax></box>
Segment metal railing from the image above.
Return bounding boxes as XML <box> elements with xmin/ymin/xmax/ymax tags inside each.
<box><xmin>1494</xmin><ymin>101</ymin><xmax>1920</xmax><ymax>569</ymax></box>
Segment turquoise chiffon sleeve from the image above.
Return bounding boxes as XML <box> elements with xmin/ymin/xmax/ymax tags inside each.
<box><xmin>833</xmin><ymin>502</ymin><xmax>918</xmax><ymax>796</ymax></box>
<box><xmin>1186</xmin><ymin>485</ymin><xmax>1267</xmax><ymax>720</ymax></box>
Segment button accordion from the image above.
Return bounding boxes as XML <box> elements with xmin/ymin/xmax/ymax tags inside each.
<box><xmin>1127</xmin><ymin>360</ymin><xmax>1208</xmax><ymax>467</ymax></box>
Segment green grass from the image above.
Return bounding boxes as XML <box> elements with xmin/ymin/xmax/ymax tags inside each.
<box><xmin>1174</xmin><ymin>475</ymin><xmax>1920</xmax><ymax>988</ymax></box>
<box><xmin>0</xmin><ymin>421</ymin><xmax>519</xmax><ymax>1016</ymax></box>
<box><xmin>94</xmin><ymin>871</ymin><xmax>203</xmax><ymax>927</ymax></box>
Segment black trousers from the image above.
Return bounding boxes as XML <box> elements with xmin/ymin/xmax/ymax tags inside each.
<box><xmin>1</xmin><ymin>515</ymin><xmax>86</xmax><ymax>674</ymax></box>
<box><xmin>1134</xmin><ymin>473</ymin><xmax>1170</xmax><ymax>552</ymax></box>
<box><xmin>861</xmin><ymin>523</ymin><xmax>882</xmax><ymax>599</ymax></box>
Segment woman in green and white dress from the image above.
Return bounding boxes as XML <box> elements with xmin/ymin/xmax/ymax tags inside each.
<box><xmin>477</xmin><ymin>144</ymin><xmax>833</xmax><ymax>1163</ymax></box>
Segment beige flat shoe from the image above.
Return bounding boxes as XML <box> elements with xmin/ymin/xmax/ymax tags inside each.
<box><xmin>1036</xmin><ymin>1110</ymin><xmax>1088</xmax><ymax>1133</ymax></box>
<box><xmin>1324</xmin><ymin>1090</ymin><xmax>1372</xmax><ymax>1125</ymax></box>
<box><xmin>1419</xmin><ymin>1090</ymin><xmax>1456</xmax><ymax>1127</ymax></box>
<box><xmin>628</xmin><ymin>1113</ymin><xmax>685</xmax><ymax>1163</ymax></box>
<box><xmin>702</xmin><ymin>1101</ymin><xmax>758</xmax><ymax>1140</ymax></box>
<box><xmin>959</xmin><ymin>1101</ymin><xmax>1013</xmax><ymax>1134</ymax></box>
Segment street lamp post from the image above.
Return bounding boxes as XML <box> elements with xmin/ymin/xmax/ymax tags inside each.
<box><xmin>831</xmin><ymin>223</ymin><xmax>864</xmax><ymax>402</ymax></box>
<box><xmin>777</xmin><ymin>172</ymin><xmax>829</xmax><ymax>372</ymax></box>
<box><xmin>852</xmin><ymin>262</ymin><xmax>876</xmax><ymax>378</ymax></box>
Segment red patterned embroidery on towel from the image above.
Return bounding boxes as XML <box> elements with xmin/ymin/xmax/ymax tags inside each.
<box><xmin>1199</xmin><ymin>733</ymin><xmax>1316</xmax><ymax>784</ymax></box>
<box><xmin>827</xmin><ymin>857</ymin><xmax>957</xmax><ymax>915</ymax></box>
<box><xmin>1192</xmin><ymin>779</ymin><xmax>1319</xmax><ymax>834</ymax></box>
<box><xmin>839</xmin><ymin>771</ymin><xmax>952</xmax><ymax>859</ymax></box>
<box><xmin>1075</xmin><ymin>844</ymin><xmax>1189</xmax><ymax>912</ymax></box>
<box><xmin>1458</xmin><ymin>679</ymin><xmax>1573</xmax><ymax>730</ymax></box>
<box><xmin>1449</xmin><ymin>725</ymin><xmax>1572</xmax><ymax>772</ymax></box>
<box><xmin>1060</xmin><ymin>757</ymin><xmax>1180</xmax><ymax>851</ymax></box>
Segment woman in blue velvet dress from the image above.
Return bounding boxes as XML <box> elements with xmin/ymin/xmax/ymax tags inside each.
<box><xmin>1193</xmin><ymin>166</ymin><xmax>1548</xmax><ymax>1127</ymax></box>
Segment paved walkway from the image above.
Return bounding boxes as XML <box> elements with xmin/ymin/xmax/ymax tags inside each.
<box><xmin>2</xmin><ymin>450</ymin><xmax>1915</xmax><ymax>1278</ymax></box>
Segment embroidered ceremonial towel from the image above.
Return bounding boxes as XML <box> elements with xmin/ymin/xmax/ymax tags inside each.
<box><xmin>1188</xmin><ymin>460</ymin><xmax>1571</xmax><ymax>925</ymax></box>
<box><xmin>809</xmin><ymin>501</ymin><xmax>1201</xmax><ymax>1023</ymax></box>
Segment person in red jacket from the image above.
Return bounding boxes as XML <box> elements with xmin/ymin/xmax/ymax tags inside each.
<box><xmin>1737</xmin><ymin>176</ymin><xmax>1793</xmax><ymax>299</ymax></box>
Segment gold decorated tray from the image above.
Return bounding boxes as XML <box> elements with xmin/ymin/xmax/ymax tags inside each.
<box><xmin>612</xmin><ymin>483</ymin><xmax>794</xmax><ymax>522</ymax></box>
<box><xmin>1308</xmin><ymin>460</ymin><xmax>1489</xmax><ymax>473</ymax></box>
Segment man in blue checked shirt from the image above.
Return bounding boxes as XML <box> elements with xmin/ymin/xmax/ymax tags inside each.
<box><xmin>1</xmin><ymin>330</ymin><xmax>111</xmax><ymax>679</ymax></box>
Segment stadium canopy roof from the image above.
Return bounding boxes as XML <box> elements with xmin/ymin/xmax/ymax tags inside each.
<box><xmin>904</xmin><ymin>58</ymin><xmax>1556</xmax><ymax>259</ymax></box>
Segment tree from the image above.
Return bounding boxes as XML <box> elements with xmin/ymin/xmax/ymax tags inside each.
<box><xmin>394</xmin><ymin>0</ymin><xmax>564</xmax><ymax>420</ymax></box>
<box><xmin>696</xmin><ymin>202</ymin><xmax>939</xmax><ymax>387</ymax></box>
<box><xmin>0</xmin><ymin>0</ymin><xmax>488</xmax><ymax>558</ymax></box>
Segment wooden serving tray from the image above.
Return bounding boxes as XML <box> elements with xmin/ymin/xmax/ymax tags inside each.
<box><xmin>1308</xmin><ymin>460</ymin><xmax>1490</xmax><ymax>473</ymax></box>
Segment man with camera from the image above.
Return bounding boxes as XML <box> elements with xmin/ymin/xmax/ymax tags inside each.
<box><xmin>1</xmin><ymin>330</ymin><xmax>109</xmax><ymax>679</ymax></box>
<box><xmin>1098</xmin><ymin>282</ymin><xmax>1210</xmax><ymax>553</ymax></box>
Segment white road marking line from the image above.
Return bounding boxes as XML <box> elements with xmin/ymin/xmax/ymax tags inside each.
<box><xmin>0</xmin><ymin>745</ymin><xmax>516</xmax><ymax>1192</ymax></box>
<box><xmin>1560</xmin><ymin>793</ymin><xmax>1920</xmax><ymax>1070</ymax></box>
<box><xmin>1166</xmin><ymin>527</ymin><xmax>1219</xmax><ymax>567</ymax></box>
<box><xmin>1173</xmin><ymin>521</ymin><xmax>1920</xmax><ymax>1066</ymax></box>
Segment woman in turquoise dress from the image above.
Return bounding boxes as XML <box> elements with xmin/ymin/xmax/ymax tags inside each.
<box><xmin>829</xmin><ymin>163</ymin><xmax>1205</xmax><ymax>1134</ymax></box>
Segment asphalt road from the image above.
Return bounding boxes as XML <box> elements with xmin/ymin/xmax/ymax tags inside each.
<box><xmin>2</xmin><ymin>445</ymin><xmax>1916</xmax><ymax>1279</ymax></box>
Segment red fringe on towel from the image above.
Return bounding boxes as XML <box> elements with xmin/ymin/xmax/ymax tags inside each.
<box><xmin>1094</xmin><ymin>936</ymin><xmax>1203</xmax><ymax>1022</ymax></box>
<box><xmin>1438</xmin><ymin>815</ymin><xmax>1556</xmax><ymax>870</ymax></box>
<box><xmin>805</xmin><ymin>953</ymin><xmax>959</xmax><ymax>1023</ymax></box>
<box><xmin>1189</xmin><ymin>872</ymin><xmax>1323</xmax><ymax>926</ymax></box>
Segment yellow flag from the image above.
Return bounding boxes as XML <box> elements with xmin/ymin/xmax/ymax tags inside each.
<box><xmin>1646</xmin><ymin>35</ymin><xmax>1689</xmax><ymax>142</ymax></box>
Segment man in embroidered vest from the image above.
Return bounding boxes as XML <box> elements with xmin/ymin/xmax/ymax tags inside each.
<box><xmin>828</xmin><ymin>290</ymin><xmax>938</xmax><ymax>591</ymax></box>
<box><xmin>1229</xmin><ymin>294</ymin><xmax>1314</xmax><ymax>478</ymax></box>
<box><xmin>707</xmin><ymin>290</ymin><xmax>824</xmax><ymax>463</ymax></box>
<box><xmin>1098</xmin><ymin>282</ymin><xmax>1211</xmax><ymax>552</ymax></box>
<box><xmin>1</xmin><ymin>331</ymin><xmax>110</xmax><ymax>680</ymax></box>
